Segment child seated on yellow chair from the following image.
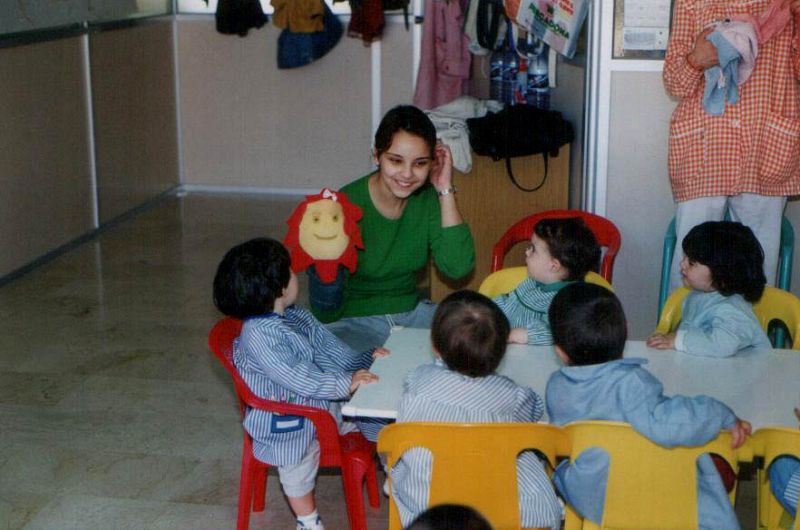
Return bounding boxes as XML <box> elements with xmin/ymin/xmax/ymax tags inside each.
<box><xmin>769</xmin><ymin>407</ymin><xmax>800</xmax><ymax>523</ymax></box>
<box><xmin>493</xmin><ymin>217</ymin><xmax>600</xmax><ymax>345</ymax></box>
<box><xmin>647</xmin><ymin>221</ymin><xmax>770</xmax><ymax>356</ymax></box>
<box><xmin>213</xmin><ymin>238</ymin><xmax>386</xmax><ymax>530</ymax></box>
<box><xmin>546</xmin><ymin>283</ymin><xmax>751</xmax><ymax>530</ymax></box>
<box><xmin>391</xmin><ymin>290</ymin><xmax>562</xmax><ymax>529</ymax></box>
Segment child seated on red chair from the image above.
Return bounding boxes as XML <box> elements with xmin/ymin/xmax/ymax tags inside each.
<box><xmin>769</xmin><ymin>407</ymin><xmax>800</xmax><ymax>523</ymax></box>
<box><xmin>213</xmin><ymin>237</ymin><xmax>386</xmax><ymax>530</ymax></box>
<box><xmin>390</xmin><ymin>290</ymin><xmax>562</xmax><ymax>529</ymax></box>
<box><xmin>546</xmin><ymin>282</ymin><xmax>751</xmax><ymax>530</ymax></box>
<box><xmin>493</xmin><ymin>217</ymin><xmax>600</xmax><ymax>345</ymax></box>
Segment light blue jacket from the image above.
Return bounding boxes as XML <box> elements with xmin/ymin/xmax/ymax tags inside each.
<box><xmin>677</xmin><ymin>290</ymin><xmax>771</xmax><ymax>357</ymax></box>
<box><xmin>546</xmin><ymin>358</ymin><xmax>740</xmax><ymax>530</ymax></box>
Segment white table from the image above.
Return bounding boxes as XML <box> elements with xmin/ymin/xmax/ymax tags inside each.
<box><xmin>342</xmin><ymin>328</ymin><xmax>800</xmax><ymax>429</ymax></box>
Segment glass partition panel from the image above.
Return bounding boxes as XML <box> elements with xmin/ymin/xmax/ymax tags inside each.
<box><xmin>177</xmin><ymin>0</ymin><xmax>351</xmax><ymax>15</ymax></box>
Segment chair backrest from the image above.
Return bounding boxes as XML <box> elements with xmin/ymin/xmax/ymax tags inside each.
<box><xmin>655</xmin><ymin>286</ymin><xmax>800</xmax><ymax>349</ymax></box>
<box><xmin>563</xmin><ymin>421</ymin><xmax>742</xmax><ymax>530</ymax></box>
<box><xmin>751</xmin><ymin>427</ymin><xmax>800</xmax><ymax>530</ymax></box>
<box><xmin>208</xmin><ymin>317</ymin><xmax>343</xmax><ymax>467</ymax></box>
<box><xmin>478</xmin><ymin>267</ymin><xmax>613</xmax><ymax>299</ymax></box>
<box><xmin>377</xmin><ymin>422</ymin><xmax>570</xmax><ymax>530</ymax></box>
<box><xmin>491</xmin><ymin>209</ymin><xmax>621</xmax><ymax>282</ymax></box>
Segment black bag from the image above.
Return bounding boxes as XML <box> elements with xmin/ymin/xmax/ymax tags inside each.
<box><xmin>467</xmin><ymin>105</ymin><xmax>574</xmax><ymax>192</ymax></box>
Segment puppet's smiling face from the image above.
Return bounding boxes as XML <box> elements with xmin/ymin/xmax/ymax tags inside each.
<box><xmin>298</xmin><ymin>199</ymin><xmax>350</xmax><ymax>260</ymax></box>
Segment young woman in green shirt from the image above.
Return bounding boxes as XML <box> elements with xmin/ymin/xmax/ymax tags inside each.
<box><xmin>324</xmin><ymin>105</ymin><xmax>475</xmax><ymax>352</ymax></box>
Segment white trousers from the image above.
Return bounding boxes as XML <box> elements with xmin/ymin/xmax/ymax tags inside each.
<box><xmin>669</xmin><ymin>194</ymin><xmax>786</xmax><ymax>292</ymax></box>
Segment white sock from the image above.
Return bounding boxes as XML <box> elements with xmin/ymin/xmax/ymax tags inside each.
<box><xmin>296</xmin><ymin>510</ymin><xmax>324</xmax><ymax>530</ymax></box>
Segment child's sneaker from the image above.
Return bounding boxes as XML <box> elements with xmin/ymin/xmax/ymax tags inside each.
<box><xmin>296</xmin><ymin>513</ymin><xmax>324</xmax><ymax>530</ymax></box>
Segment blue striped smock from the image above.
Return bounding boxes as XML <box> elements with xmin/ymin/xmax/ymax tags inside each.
<box><xmin>233</xmin><ymin>306</ymin><xmax>373</xmax><ymax>466</ymax></box>
<box><xmin>390</xmin><ymin>361</ymin><xmax>562</xmax><ymax>529</ymax></box>
<box><xmin>493</xmin><ymin>278</ymin><xmax>572</xmax><ymax>345</ymax></box>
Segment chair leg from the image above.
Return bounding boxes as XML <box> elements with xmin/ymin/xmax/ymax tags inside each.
<box><xmin>238</xmin><ymin>444</ymin><xmax>255</xmax><ymax>530</ymax></box>
<box><xmin>365</xmin><ymin>457</ymin><xmax>380</xmax><ymax>509</ymax></box>
<box><xmin>341</xmin><ymin>463</ymin><xmax>369</xmax><ymax>530</ymax></box>
<box><xmin>252</xmin><ymin>460</ymin><xmax>269</xmax><ymax>512</ymax></box>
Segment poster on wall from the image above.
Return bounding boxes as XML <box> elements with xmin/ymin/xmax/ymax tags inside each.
<box><xmin>504</xmin><ymin>0</ymin><xmax>590</xmax><ymax>58</ymax></box>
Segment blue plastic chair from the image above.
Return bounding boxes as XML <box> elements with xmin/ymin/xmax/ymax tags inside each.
<box><xmin>658</xmin><ymin>216</ymin><xmax>795</xmax><ymax>346</ymax></box>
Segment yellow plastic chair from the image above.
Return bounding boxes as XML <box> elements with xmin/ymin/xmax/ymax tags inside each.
<box><xmin>477</xmin><ymin>267</ymin><xmax>613</xmax><ymax>299</ymax></box>
<box><xmin>655</xmin><ymin>286</ymin><xmax>800</xmax><ymax>348</ymax></box>
<box><xmin>751</xmin><ymin>427</ymin><xmax>800</xmax><ymax>530</ymax></box>
<box><xmin>377</xmin><ymin>422</ymin><xmax>571</xmax><ymax>530</ymax></box>
<box><xmin>562</xmin><ymin>421</ymin><xmax>749</xmax><ymax>530</ymax></box>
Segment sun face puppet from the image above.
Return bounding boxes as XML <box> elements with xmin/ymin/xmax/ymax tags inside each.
<box><xmin>284</xmin><ymin>189</ymin><xmax>363</xmax><ymax>316</ymax></box>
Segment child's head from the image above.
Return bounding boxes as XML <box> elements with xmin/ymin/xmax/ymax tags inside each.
<box><xmin>681</xmin><ymin>221</ymin><xmax>766</xmax><ymax>303</ymax></box>
<box><xmin>373</xmin><ymin>105</ymin><xmax>437</xmax><ymax>159</ymax></box>
<box><xmin>407</xmin><ymin>504</ymin><xmax>493</xmax><ymax>530</ymax></box>
<box><xmin>549</xmin><ymin>282</ymin><xmax>627</xmax><ymax>366</ymax></box>
<box><xmin>213</xmin><ymin>238</ymin><xmax>294</xmax><ymax>319</ymax></box>
<box><xmin>431</xmin><ymin>290</ymin><xmax>510</xmax><ymax>378</ymax></box>
<box><xmin>528</xmin><ymin>217</ymin><xmax>601</xmax><ymax>282</ymax></box>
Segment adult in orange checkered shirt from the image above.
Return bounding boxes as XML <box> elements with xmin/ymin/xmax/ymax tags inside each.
<box><xmin>664</xmin><ymin>0</ymin><xmax>800</xmax><ymax>291</ymax></box>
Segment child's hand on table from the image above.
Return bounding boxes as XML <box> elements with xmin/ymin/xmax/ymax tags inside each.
<box><xmin>508</xmin><ymin>328</ymin><xmax>528</xmax><ymax>344</ymax></box>
<box><xmin>372</xmin><ymin>347</ymin><xmax>390</xmax><ymax>359</ymax></box>
<box><xmin>646</xmin><ymin>332</ymin><xmax>676</xmax><ymax>349</ymax></box>
<box><xmin>729</xmin><ymin>418</ymin><xmax>752</xmax><ymax>449</ymax></box>
<box><xmin>350</xmin><ymin>369</ymin><xmax>379</xmax><ymax>393</ymax></box>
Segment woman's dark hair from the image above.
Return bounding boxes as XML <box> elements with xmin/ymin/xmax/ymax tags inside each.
<box><xmin>682</xmin><ymin>221</ymin><xmax>766</xmax><ymax>303</ymax></box>
<box><xmin>431</xmin><ymin>290</ymin><xmax>510</xmax><ymax>378</ymax></box>
<box><xmin>407</xmin><ymin>504</ymin><xmax>493</xmax><ymax>530</ymax></box>
<box><xmin>549</xmin><ymin>282</ymin><xmax>627</xmax><ymax>366</ymax></box>
<box><xmin>213</xmin><ymin>238</ymin><xmax>291</xmax><ymax>319</ymax></box>
<box><xmin>374</xmin><ymin>105</ymin><xmax>436</xmax><ymax>158</ymax></box>
<box><xmin>534</xmin><ymin>218</ymin><xmax>601</xmax><ymax>281</ymax></box>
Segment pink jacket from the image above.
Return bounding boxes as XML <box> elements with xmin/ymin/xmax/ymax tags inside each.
<box><xmin>413</xmin><ymin>0</ymin><xmax>471</xmax><ymax>110</ymax></box>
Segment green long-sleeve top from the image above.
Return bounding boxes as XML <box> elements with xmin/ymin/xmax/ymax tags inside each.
<box><xmin>319</xmin><ymin>174</ymin><xmax>475</xmax><ymax>321</ymax></box>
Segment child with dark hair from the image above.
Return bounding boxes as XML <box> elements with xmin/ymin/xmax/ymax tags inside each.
<box><xmin>390</xmin><ymin>290</ymin><xmax>561</xmax><ymax>529</ymax></box>
<box><xmin>546</xmin><ymin>282</ymin><xmax>751</xmax><ymax>530</ymax></box>
<box><xmin>647</xmin><ymin>221</ymin><xmax>770</xmax><ymax>356</ymax></box>
<box><xmin>407</xmin><ymin>504</ymin><xmax>493</xmax><ymax>530</ymax></box>
<box><xmin>494</xmin><ymin>217</ymin><xmax>600</xmax><ymax>345</ymax></box>
<box><xmin>213</xmin><ymin>237</ymin><xmax>385</xmax><ymax>530</ymax></box>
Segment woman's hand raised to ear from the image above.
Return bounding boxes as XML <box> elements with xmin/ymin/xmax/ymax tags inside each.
<box><xmin>429</xmin><ymin>143</ymin><xmax>453</xmax><ymax>193</ymax></box>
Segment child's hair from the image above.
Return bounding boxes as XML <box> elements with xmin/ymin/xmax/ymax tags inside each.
<box><xmin>682</xmin><ymin>221</ymin><xmax>766</xmax><ymax>303</ymax></box>
<box><xmin>374</xmin><ymin>105</ymin><xmax>436</xmax><ymax>159</ymax></box>
<box><xmin>431</xmin><ymin>290</ymin><xmax>510</xmax><ymax>378</ymax></box>
<box><xmin>213</xmin><ymin>237</ymin><xmax>291</xmax><ymax>319</ymax></box>
<box><xmin>534</xmin><ymin>218</ymin><xmax>601</xmax><ymax>281</ymax></box>
<box><xmin>549</xmin><ymin>282</ymin><xmax>627</xmax><ymax>366</ymax></box>
<box><xmin>407</xmin><ymin>504</ymin><xmax>493</xmax><ymax>530</ymax></box>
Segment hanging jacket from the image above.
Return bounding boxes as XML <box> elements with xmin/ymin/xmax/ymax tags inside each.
<box><xmin>271</xmin><ymin>0</ymin><xmax>324</xmax><ymax>33</ymax></box>
<box><xmin>215</xmin><ymin>0</ymin><xmax>268</xmax><ymax>36</ymax></box>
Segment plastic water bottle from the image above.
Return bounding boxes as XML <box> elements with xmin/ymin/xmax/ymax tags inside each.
<box><xmin>527</xmin><ymin>39</ymin><xmax>550</xmax><ymax>109</ymax></box>
<box><xmin>489</xmin><ymin>48</ymin><xmax>504</xmax><ymax>102</ymax></box>
<box><xmin>501</xmin><ymin>27</ymin><xmax>519</xmax><ymax>105</ymax></box>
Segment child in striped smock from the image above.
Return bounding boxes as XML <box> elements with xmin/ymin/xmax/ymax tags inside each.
<box><xmin>769</xmin><ymin>408</ymin><xmax>800</xmax><ymax>524</ymax></box>
<box><xmin>213</xmin><ymin>238</ymin><xmax>385</xmax><ymax>530</ymax></box>
<box><xmin>493</xmin><ymin>217</ymin><xmax>600</xmax><ymax>345</ymax></box>
<box><xmin>390</xmin><ymin>290</ymin><xmax>562</xmax><ymax>529</ymax></box>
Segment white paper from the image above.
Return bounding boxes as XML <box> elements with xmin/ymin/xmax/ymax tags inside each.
<box><xmin>624</xmin><ymin>0</ymin><xmax>671</xmax><ymax>28</ymax></box>
<box><xmin>623</xmin><ymin>27</ymin><xmax>669</xmax><ymax>50</ymax></box>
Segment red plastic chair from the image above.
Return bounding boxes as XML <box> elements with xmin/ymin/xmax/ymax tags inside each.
<box><xmin>491</xmin><ymin>209</ymin><xmax>622</xmax><ymax>282</ymax></box>
<box><xmin>208</xmin><ymin>317</ymin><xmax>380</xmax><ymax>530</ymax></box>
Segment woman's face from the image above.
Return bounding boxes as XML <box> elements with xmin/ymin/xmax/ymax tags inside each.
<box><xmin>374</xmin><ymin>130</ymin><xmax>433</xmax><ymax>199</ymax></box>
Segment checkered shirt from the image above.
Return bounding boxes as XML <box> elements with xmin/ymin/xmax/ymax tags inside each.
<box><xmin>664</xmin><ymin>0</ymin><xmax>800</xmax><ymax>202</ymax></box>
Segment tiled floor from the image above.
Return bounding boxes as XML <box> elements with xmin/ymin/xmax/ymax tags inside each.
<box><xmin>0</xmin><ymin>192</ymin><xmax>760</xmax><ymax>530</ymax></box>
<box><xmin>0</xmin><ymin>193</ymin><xmax>388</xmax><ymax>530</ymax></box>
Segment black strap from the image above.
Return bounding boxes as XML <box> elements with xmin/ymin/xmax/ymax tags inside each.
<box><xmin>505</xmin><ymin>155</ymin><xmax>549</xmax><ymax>192</ymax></box>
<box><xmin>476</xmin><ymin>0</ymin><xmax>505</xmax><ymax>51</ymax></box>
